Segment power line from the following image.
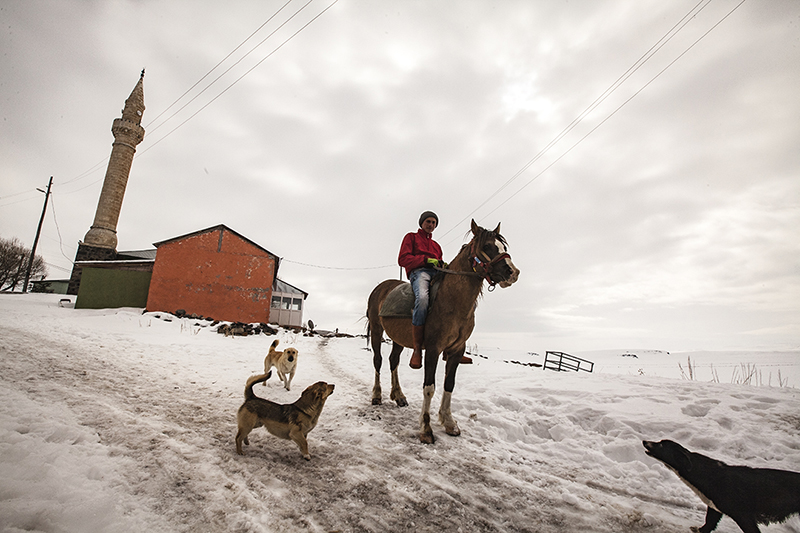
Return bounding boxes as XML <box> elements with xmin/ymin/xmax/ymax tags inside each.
<box><xmin>438</xmin><ymin>0</ymin><xmax>717</xmax><ymax>242</ymax></box>
<box><xmin>58</xmin><ymin>157</ymin><xmax>110</xmax><ymax>188</ymax></box>
<box><xmin>138</xmin><ymin>0</ymin><xmax>339</xmax><ymax>157</ymax></box>
<box><xmin>478</xmin><ymin>0</ymin><xmax>748</xmax><ymax>222</ymax></box>
<box><xmin>282</xmin><ymin>258</ymin><xmax>395</xmax><ymax>271</ymax></box>
<box><xmin>44</xmin><ymin>262</ymin><xmax>72</xmax><ymax>274</ymax></box>
<box><xmin>144</xmin><ymin>0</ymin><xmax>299</xmax><ymax>135</ymax></box>
<box><xmin>0</xmin><ymin>189</ymin><xmax>41</xmax><ymax>206</ymax></box>
<box><xmin>48</xmin><ymin>192</ymin><xmax>77</xmax><ymax>264</ymax></box>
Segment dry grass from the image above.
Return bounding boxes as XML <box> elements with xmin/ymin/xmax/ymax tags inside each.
<box><xmin>680</xmin><ymin>356</ymin><xmax>789</xmax><ymax>387</ymax></box>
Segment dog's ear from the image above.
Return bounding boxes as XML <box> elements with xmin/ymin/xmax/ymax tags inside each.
<box><xmin>302</xmin><ymin>383</ymin><xmax>322</xmax><ymax>401</ymax></box>
<box><xmin>312</xmin><ymin>382</ymin><xmax>327</xmax><ymax>400</ymax></box>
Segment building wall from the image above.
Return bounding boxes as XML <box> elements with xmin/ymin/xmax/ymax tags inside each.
<box><xmin>68</xmin><ymin>243</ymin><xmax>118</xmax><ymax>295</ymax></box>
<box><xmin>75</xmin><ymin>268</ymin><xmax>152</xmax><ymax>309</ymax></box>
<box><xmin>145</xmin><ymin>228</ymin><xmax>276</xmax><ymax>323</ymax></box>
<box><xmin>31</xmin><ymin>279</ymin><xmax>70</xmax><ymax>294</ymax></box>
<box><xmin>269</xmin><ymin>291</ymin><xmax>305</xmax><ymax>328</ymax></box>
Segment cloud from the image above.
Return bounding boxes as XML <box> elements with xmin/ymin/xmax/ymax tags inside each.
<box><xmin>1</xmin><ymin>0</ymin><xmax>798</xmax><ymax>351</ymax></box>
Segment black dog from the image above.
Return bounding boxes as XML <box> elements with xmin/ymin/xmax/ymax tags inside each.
<box><xmin>643</xmin><ymin>439</ymin><xmax>800</xmax><ymax>533</ymax></box>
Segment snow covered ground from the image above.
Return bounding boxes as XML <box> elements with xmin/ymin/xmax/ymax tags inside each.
<box><xmin>1</xmin><ymin>293</ymin><xmax>798</xmax><ymax>533</ymax></box>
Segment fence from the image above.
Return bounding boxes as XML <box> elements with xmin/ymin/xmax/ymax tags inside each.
<box><xmin>543</xmin><ymin>351</ymin><xmax>594</xmax><ymax>373</ymax></box>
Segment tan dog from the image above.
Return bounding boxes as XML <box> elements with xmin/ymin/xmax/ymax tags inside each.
<box><xmin>235</xmin><ymin>372</ymin><xmax>335</xmax><ymax>460</ymax></box>
<box><xmin>264</xmin><ymin>339</ymin><xmax>299</xmax><ymax>391</ymax></box>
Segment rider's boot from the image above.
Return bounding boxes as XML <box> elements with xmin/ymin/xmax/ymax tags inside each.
<box><xmin>442</xmin><ymin>352</ymin><xmax>473</xmax><ymax>364</ymax></box>
<box><xmin>410</xmin><ymin>325</ymin><xmax>424</xmax><ymax>369</ymax></box>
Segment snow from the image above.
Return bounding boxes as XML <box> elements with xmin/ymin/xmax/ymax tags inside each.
<box><xmin>1</xmin><ymin>293</ymin><xmax>798</xmax><ymax>533</ymax></box>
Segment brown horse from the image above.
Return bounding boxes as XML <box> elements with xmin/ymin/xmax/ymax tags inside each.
<box><xmin>367</xmin><ymin>220</ymin><xmax>520</xmax><ymax>443</ymax></box>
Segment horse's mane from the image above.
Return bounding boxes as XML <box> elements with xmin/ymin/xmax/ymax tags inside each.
<box><xmin>457</xmin><ymin>225</ymin><xmax>507</xmax><ymax>258</ymax></box>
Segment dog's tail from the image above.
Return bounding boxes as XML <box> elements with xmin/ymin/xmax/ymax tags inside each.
<box><xmin>269</xmin><ymin>338</ymin><xmax>279</xmax><ymax>353</ymax></box>
<box><xmin>244</xmin><ymin>372</ymin><xmax>272</xmax><ymax>400</ymax></box>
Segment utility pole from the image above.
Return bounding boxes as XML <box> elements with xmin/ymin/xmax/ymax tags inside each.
<box><xmin>22</xmin><ymin>176</ymin><xmax>53</xmax><ymax>293</ymax></box>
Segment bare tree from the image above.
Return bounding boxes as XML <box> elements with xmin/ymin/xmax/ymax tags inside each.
<box><xmin>0</xmin><ymin>237</ymin><xmax>48</xmax><ymax>291</ymax></box>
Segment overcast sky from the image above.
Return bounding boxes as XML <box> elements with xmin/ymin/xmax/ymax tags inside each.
<box><xmin>1</xmin><ymin>0</ymin><xmax>798</xmax><ymax>353</ymax></box>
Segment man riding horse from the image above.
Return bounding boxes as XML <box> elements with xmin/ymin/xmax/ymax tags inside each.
<box><xmin>398</xmin><ymin>211</ymin><xmax>472</xmax><ymax>369</ymax></box>
<box><xmin>370</xmin><ymin>217</ymin><xmax>519</xmax><ymax>442</ymax></box>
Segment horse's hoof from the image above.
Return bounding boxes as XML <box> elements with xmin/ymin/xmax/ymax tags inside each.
<box><xmin>395</xmin><ymin>398</ymin><xmax>408</xmax><ymax>407</ymax></box>
<box><xmin>420</xmin><ymin>431</ymin><xmax>435</xmax><ymax>444</ymax></box>
<box><xmin>372</xmin><ymin>398</ymin><xmax>382</xmax><ymax>405</ymax></box>
<box><xmin>445</xmin><ymin>425</ymin><xmax>461</xmax><ymax>437</ymax></box>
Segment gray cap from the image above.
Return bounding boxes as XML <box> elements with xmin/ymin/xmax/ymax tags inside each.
<box><xmin>419</xmin><ymin>211</ymin><xmax>439</xmax><ymax>227</ymax></box>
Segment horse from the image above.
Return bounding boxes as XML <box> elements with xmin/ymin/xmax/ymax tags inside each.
<box><xmin>366</xmin><ymin>219</ymin><xmax>520</xmax><ymax>443</ymax></box>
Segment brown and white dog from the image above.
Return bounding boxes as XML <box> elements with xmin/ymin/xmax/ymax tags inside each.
<box><xmin>643</xmin><ymin>439</ymin><xmax>800</xmax><ymax>533</ymax></box>
<box><xmin>263</xmin><ymin>339</ymin><xmax>299</xmax><ymax>391</ymax></box>
<box><xmin>236</xmin><ymin>372</ymin><xmax>334</xmax><ymax>460</ymax></box>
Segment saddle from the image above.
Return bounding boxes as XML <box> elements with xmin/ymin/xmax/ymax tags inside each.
<box><xmin>378</xmin><ymin>277</ymin><xmax>441</xmax><ymax>318</ymax></box>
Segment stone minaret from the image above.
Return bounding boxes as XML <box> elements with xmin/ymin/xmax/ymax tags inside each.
<box><xmin>68</xmin><ymin>71</ymin><xmax>145</xmax><ymax>295</ymax></box>
<box><xmin>83</xmin><ymin>70</ymin><xmax>146</xmax><ymax>248</ymax></box>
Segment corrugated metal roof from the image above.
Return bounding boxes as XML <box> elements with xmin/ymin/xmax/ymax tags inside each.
<box><xmin>117</xmin><ymin>249</ymin><xmax>157</xmax><ymax>260</ymax></box>
<box><xmin>273</xmin><ymin>278</ymin><xmax>308</xmax><ymax>298</ymax></box>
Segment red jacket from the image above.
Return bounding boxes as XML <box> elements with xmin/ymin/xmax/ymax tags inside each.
<box><xmin>398</xmin><ymin>229</ymin><xmax>443</xmax><ymax>277</ymax></box>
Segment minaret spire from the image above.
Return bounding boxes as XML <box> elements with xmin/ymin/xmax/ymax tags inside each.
<box><xmin>82</xmin><ymin>71</ymin><xmax>146</xmax><ymax>249</ymax></box>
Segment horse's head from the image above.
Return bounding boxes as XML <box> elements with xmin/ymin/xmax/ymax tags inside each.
<box><xmin>470</xmin><ymin>219</ymin><xmax>520</xmax><ymax>289</ymax></box>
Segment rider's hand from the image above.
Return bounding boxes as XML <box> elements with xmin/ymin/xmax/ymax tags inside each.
<box><xmin>426</xmin><ymin>258</ymin><xmax>442</xmax><ymax>268</ymax></box>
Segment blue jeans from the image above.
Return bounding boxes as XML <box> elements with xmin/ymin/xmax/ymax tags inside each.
<box><xmin>409</xmin><ymin>267</ymin><xmax>436</xmax><ymax>326</ymax></box>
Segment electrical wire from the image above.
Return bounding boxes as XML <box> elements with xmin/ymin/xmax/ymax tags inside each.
<box><xmin>144</xmin><ymin>0</ymin><xmax>306</xmax><ymax>136</ymax></box>
<box><xmin>138</xmin><ymin>0</ymin><xmax>339</xmax><ymax>157</ymax></box>
<box><xmin>48</xmin><ymin>193</ymin><xmax>77</xmax><ymax>265</ymax></box>
<box><xmin>144</xmin><ymin>0</ymin><xmax>295</xmax><ymax>132</ymax></box>
<box><xmin>282</xmin><ymin>258</ymin><xmax>395</xmax><ymax>271</ymax></box>
<box><xmin>438</xmin><ymin>0</ymin><xmax>716</xmax><ymax>242</ymax></box>
<box><xmin>477</xmin><ymin>0</ymin><xmax>748</xmax><ymax>223</ymax></box>
<box><xmin>0</xmin><ymin>189</ymin><xmax>41</xmax><ymax>206</ymax></box>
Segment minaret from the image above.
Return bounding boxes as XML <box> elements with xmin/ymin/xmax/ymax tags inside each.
<box><xmin>83</xmin><ymin>70</ymin><xmax>146</xmax><ymax>248</ymax></box>
<box><xmin>67</xmin><ymin>71</ymin><xmax>145</xmax><ymax>295</ymax></box>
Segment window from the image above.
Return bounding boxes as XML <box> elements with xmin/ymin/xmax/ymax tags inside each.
<box><xmin>271</xmin><ymin>296</ymin><xmax>281</xmax><ymax>309</ymax></box>
<box><xmin>291</xmin><ymin>298</ymin><xmax>302</xmax><ymax>311</ymax></box>
<box><xmin>282</xmin><ymin>297</ymin><xmax>291</xmax><ymax>310</ymax></box>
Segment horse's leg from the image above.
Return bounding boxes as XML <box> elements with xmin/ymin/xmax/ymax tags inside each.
<box><xmin>419</xmin><ymin>383</ymin><xmax>435</xmax><ymax>444</ymax></box>
<box><xmin>388</xmin><ymin>342</ymin><xmax>408</xmax><ymax>407</ymax></box>
<box><xmin>419</xmin><ymin>346</ymin><xmax>439</xmax><ymax>443</ymax></box>
<box><xmin>370</xmin><ymin>326</ymin><xmax>384</xmax><ymax>405</ymax></box>
<box><xmin>439</xmin><ymin>346</ymin><xmax>463</xmax><ymax>436</ymax></box>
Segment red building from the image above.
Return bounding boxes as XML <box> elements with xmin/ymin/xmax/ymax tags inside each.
<box><xmin>146</xmin><ymin>225</ymin><xmax>282</xmax><ymax>324</ymax></box>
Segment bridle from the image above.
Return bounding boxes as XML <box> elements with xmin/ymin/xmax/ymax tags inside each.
<box><xmin>469</xmin><ymin>238</ymin><xmax>511</xmax><ymax>291</ymax></box>
<box><xmin>434</xmin><ymin>235</ymin><xmax>512</xmax><ymax>291</ymax></box>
